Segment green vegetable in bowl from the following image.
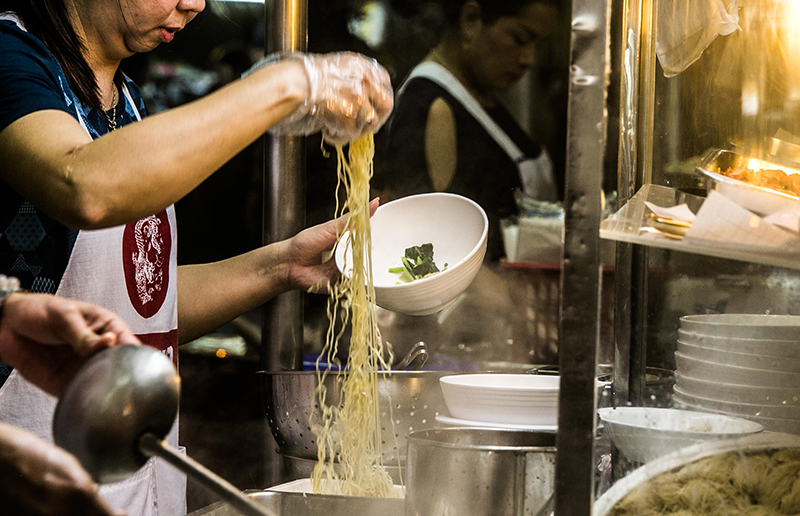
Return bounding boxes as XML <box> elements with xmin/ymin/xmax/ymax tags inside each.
<box><xmin>389</xmin><ymin>243</ymin><xmax>448</xmax><ymax>283</ymax></box>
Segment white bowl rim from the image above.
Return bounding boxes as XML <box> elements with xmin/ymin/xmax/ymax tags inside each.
<box><xmin>672</xmin><ymin>397</ymin><xmax>800</xmax><ymax>424</ymax></box>
<box><xmin>677</xmin><ymin>339</ymin><xmax>800</xmax><ymax>361</ymax></box>
<box><xmin>597</xmin><ymin>406</ymin><xmax>764</xmax><ymax>435</ymax></box>
<box><xmin>680</xmin><ymin>314</ymin><xmax>800</xmax><ymax>327</ymax></box>
<box><xmin>678</xmin><ymin>328</ymin><xmax>800</xmax><ymax>344</ymax></box>
<box><xmin>337</xmin><ymin>193</ymin><xmax>489</xmax><ymax>290</ymax></box>
<box><xmin>675</xmin><ymin>351</ymin><xmax>800</xmax><ymax>375</ymax></box>
<box><xmin>672</xmin><ymin>386</ymin><xmax>800</xmax><ymax>411</ymax></box>
<box><xmin>674</xmin><ymin>371</ymin><xmax>800</xmax><ymax>392</ymax></box>
<box><xmin>440</xmin><ymin>373</ymin><xmax>560</xmax><ymax>391</ymax></box>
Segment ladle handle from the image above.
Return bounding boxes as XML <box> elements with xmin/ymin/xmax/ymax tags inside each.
<box><xmin>139</xmin><ymin>433</ymin><xmax>273</xmax><ymax>516</ymax></box>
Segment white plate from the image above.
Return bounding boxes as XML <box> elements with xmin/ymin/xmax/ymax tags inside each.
<box><xmin>439</xmin><ymin>374</ymin><xmax>559</xmax><ymax>425</ymax></box>
<box><xmin>696</xmin><ymin>149</ymin><xmax>800</xmax><ymax>216</ymax></box>
<box><xmin>699</xmin><ymin>168</ymin><xmax>799</xmax><ymax>215</ymax></box>
<box><xmin>434</xmin><ymin>414</ymin><xmax>557</xmax><ymax>431</ymax></box>
<box><xmin>268</xmin><ymin>478</ymin><xmax>406</xmax><ymax>497</ymax></box>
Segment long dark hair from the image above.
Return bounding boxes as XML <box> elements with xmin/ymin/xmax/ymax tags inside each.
<box><xmin>0</xmin><ymin>0</ymin><xmax>102</xmax><ymax>109</ymax></box>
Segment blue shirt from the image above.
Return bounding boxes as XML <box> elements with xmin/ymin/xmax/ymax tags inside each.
<box><xmin>0</xmin><ymin>18</ymin><xmax>148</xmax><ymax>384</ymax></box>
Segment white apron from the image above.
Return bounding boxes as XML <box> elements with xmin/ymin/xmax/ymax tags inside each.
<box><xmin>400</xmin><ymin>62</ymin><xmax>559</xmax><ymax>202</ymax></box>
<box><xmin>0</xmin><ymin>57</ymin><xmax>186</xmax><ymax>515</ymax></box>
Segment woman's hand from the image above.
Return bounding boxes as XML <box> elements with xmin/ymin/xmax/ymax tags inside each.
<box><xmin>175</xmin><ymin>200</ymin><xmax>380</xmax><ymax>343</ymax></box>
<box><xmin>284</xmin><ymin>198</ymin><xmax>380</xmax><ymax>292</ymax></box>
<box><xmin>0</xmin><ymin>422</ymin><xmax>124</xmax><ymax>516</ymax></box>
<box><xmin>0</xmin><ymin>293</ymin><xmax>140</xmax><ymax>396</ymax></box>
<box><xmin>268</xmin><ymin>53</ymin><xmax>394</xmax><ymax>144</ymax></box>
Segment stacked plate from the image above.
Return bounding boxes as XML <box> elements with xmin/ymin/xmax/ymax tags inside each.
<box><xmin>437</xmin><ymin>374</ymin><xmax>559</xmax><ymax>429</ymax></box>
<box><xmin>673</xmin><ymin>314</ymin><xmax>800</xmax><ymax>434</ymax></box>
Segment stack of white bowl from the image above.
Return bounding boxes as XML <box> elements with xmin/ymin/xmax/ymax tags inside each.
<box><xmin>437</xmin><ymin>374</ymin><xmax>560</xmax><ymax>428</ymax></box>
<box><xmin>673</xmin><ymin>314</ymin><xmax>800</xmax><ymax>434</ymax></box>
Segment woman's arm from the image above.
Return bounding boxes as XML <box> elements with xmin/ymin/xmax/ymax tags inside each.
<box><xmin>0</xmin><ymin>61</ymin><xmax>307</xmax><ymax>229</ymax></box>
<box><xmin>0</xmin><ymin>53</ymin><xmax>392</xmax><ymax>230</ymax></box>
<box><xmin>176</xmin><ymin>201</ymin><xmax>377</xmax><ymax>343</ymax></box>
<box><xmin>424</xmin><ymin>97</ymin><xmax>458</xmax><ymax>191</ymax></box>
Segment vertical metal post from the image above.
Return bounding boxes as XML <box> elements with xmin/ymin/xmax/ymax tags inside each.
<box><xmin>613</xmin><ymin>0</ymin><xmax>641</xmax><ymax>408</ymax></box>
<box><xmin>556</xmin><ymin>0</ymin><xmax>610</xmax><ymax>514</ymax></box>
<box><xmin>614</xmin><ymin>0</ymin><xmax>654</xmax><ymax>408</ymax></box>
<box><xmin>263</xmin><ymin>0</ymin><xmax>308</xmax><ymax>372</ymax></box>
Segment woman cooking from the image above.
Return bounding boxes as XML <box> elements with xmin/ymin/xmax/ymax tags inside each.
<box><xmin>0</xmin><ymin>0</ymin><xmax>393</xmax><ymax>514</ymax></box>
<box><xmin>382</xmin><ymin>0</ymin><xmax>562</xmax><ymax>261</ymax></box>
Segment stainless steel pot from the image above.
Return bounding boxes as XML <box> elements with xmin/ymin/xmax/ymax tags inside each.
<box><xmin>405</xmin><ymin>428</ymin><xmax>556</xmax><ymax>516</ymax></box>
<box><xmin>261</xmin><ymin>371</ymin><xmax>454</xmax><ymax>465</ymax></box>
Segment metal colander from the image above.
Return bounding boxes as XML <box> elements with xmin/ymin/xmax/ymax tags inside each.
<box><xmin>261</xmin><ymin>370</ymin><xmax>454</xmax><ymax>465</ymax></box>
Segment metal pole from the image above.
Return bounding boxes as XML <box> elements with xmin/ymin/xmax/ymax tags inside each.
<box><xmin>263</xmin><ymin>0</ymin><xmax>308</xmax><ymax>373</ymax></box>
<box><xmin>555</xmin><ymin>0</ymin><xmax>611</xmax><ymax>514</ymax></box>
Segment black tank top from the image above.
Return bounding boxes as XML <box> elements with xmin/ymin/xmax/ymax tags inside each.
<box><xmin>377</xmin><ymin>76</ymin><xmax>545</xmax><ymax>261</ymax></box>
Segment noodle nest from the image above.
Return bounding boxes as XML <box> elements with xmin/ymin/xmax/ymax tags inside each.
<box><xmin>609</xmin><ymin>448</ymin><xmax>800</xmax><ymax>516</ymax></box>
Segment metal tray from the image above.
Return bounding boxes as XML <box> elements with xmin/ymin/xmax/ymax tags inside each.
<box><xmin>187</xmin><ymin>489</ymin><xmax>406</xmax><ymax>516</ymax></box>
<box><xmin>696</xmin><ymin>149</ymin><xmax>800</xmax><ymax>216</ymax></box>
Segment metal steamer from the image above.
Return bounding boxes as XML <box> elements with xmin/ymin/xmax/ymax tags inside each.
<box><xmin>262</xmin><ymin>368</ymin><xmax>452</xmax><ymax>482</ymax></box>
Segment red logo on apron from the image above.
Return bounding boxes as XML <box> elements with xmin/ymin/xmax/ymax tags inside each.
<box><xmin>122</xmin><ymin>210</ymin><xmax>171</xmax><ymax>318</ymax></box>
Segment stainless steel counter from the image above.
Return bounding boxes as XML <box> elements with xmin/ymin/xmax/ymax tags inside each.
<box><xmin>187</xmin><ymin>490</ymin><xmax>405</xmax><ymax>516</ymax></box>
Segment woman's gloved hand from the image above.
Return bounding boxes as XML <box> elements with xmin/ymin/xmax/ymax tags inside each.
<box><xmin>259</xmin><ymin>52</ymin><xmax>394</xmax><ymax>144</ymax></box>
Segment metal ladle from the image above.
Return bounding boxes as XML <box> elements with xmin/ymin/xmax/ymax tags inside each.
<box><xmin>53</xmin><ymin>344</ymin><xmax>274</xmax><ymax>516</ymax></box>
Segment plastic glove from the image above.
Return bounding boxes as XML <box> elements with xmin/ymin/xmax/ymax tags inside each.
<box><xmin>252</xmin><ymin>52</ymin><xmax>393</xmax><ymax>144</ymax></box>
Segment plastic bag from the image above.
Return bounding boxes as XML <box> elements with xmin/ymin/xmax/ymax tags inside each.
<box><xmin>656</xmin><ymin>0</ymin><xmax>741</xmax><ymax>77</ymax></box>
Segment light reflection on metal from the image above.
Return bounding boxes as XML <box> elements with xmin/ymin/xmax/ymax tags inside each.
<box><xmin>742</xmin><ymin>81</ymin><xmax>760</xmax><ymax>116</ymax></box>
<box><xmin>263</xmin><ymin>0</ymin><xmax>308</xmax><ymax>373</ymax></box>
<box><xmin>745</xmin><ymin>157</ymin><xmax>799</xmax><ymax>176</ymax></box>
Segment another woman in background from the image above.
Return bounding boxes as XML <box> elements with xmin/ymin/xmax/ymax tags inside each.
<box><xmin>381</xmin><ymin>0</ymin><xmax>562</xmax><ymax>261</ymax></box>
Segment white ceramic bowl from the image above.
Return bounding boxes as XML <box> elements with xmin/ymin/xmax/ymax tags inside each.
<box><xmin>678</xmin><ymin>329</ymin><xmax>800</xmax><ymax>358</ymax></box>
<box><xmin>597</xmin><ymin>407</ymin><xmax>763</xmax><ymax>464</ymax></box>
<box><xmin>439</xmin><ymin>374</ymin><xmax>559</xmax><ymax>426</ymax></box>
<box><xmin>680</xmin><ymin>314</ymin><xmax>800</xmax><ymax>340</ymax></box>
<box><xmin>335</xmin><ymin>193</ymin><xmax>488</xmax><ymax>316</ymax></box>
<box><xmin>673</xmin><ymin>398</ymin><xmax>800</xmax><ymax>434</ymax></box>
<box><xmin>675</xmin><ymin>372</ymin><xmax>800</xmax><ymax>406</ymax></box>
<box><xmin>676</xmin><ymin>340</ymin><xmax>800</xmax><ymax>373</ymax></box>
<box><xmin>675</xmin><ymin>352</ymin><xmax>800</xmax><ymax>388</ymax></box>
<box><xmin>673</xmin><ymin>387</ymin><xmax>800</xmax><ymax>420</ymax></box>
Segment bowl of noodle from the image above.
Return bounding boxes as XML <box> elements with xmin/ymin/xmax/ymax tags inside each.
<box><xmin>594</xmin><ymin>433</ymin><xmax>800</xmax><ymax>516</ymax></box>
<box><xmin>335</xmin><ymin>193</ymin><xmax>488</xmax><ymax>316</ymax></box>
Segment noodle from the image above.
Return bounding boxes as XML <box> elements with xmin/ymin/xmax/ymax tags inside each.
<box><xmin>609</xmin><ymin>448</ymin><xmax>800</xmax><ymax>516</ymax></box>
<box><xmin>310</xmin><ymin>134</ymin><xmax>398</xmax><ymax>498</ymax></box>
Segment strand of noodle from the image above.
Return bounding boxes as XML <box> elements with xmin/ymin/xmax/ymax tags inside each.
<box><xmin>310</xmin><ymin>134</ymin><xmax>397</xmax><ymax>497</ymax></box>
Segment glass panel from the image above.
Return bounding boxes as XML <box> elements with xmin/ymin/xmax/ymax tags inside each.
<box><xmin>600</xmin><ymin>2</ymin><xmax>800</xmax><ymax>514</ymax></box>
